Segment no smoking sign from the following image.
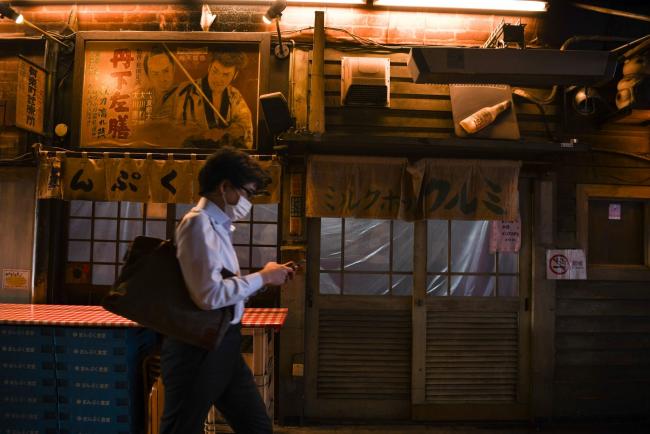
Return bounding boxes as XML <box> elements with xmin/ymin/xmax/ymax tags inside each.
<box><xmin>546</xmin><ymin>250</ymin><xmax>587</xmax><ymax>280</ymax></box>
<box><xmin>549</xmin><ymin>254</ymin><xmax>569</xmax><ymax>275</ymax></box>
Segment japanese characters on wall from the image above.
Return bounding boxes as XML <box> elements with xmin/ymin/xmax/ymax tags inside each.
<box><xmin>15</xmin><ymin>58</ymin><xmax>46</xmax><ymax>135</ymax></box>
<box><xmin>74</xmin><ymin>34</ymin><xmax>268</xmax><ymax>150</ymax></box>
<box><xmin>37</xmin><ymin>153</ymin><xmax>281</xmax><ymax>205</ymax></box>
<box><xmin>306</xmin><ymin>155</ymin><xmax>520</xmax><ymax>221</ymax></box>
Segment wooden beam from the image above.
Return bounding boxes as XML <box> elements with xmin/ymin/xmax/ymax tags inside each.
<box><xmin>308</xmin><ymin>11</ymin><xmax>325</xmax><ymax>134</ymax></box>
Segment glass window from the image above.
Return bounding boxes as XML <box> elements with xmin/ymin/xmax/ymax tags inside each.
<box><xmin>319</xmin><ymin>218</ymin><xmax>413</xmax><ymax>296</ymax></box>
<box><xmin>427</xmin><ymin>220</ymin><xmax>519</xmax><ymax>297</ymax></box>
<box><xmin>69</xmin><ymin>219</ymin><xmax>91</xmax><ymax>240</ymax></box>
<box><xmin>427</xmin><ymin>220</ymin><xmax>448</xmax><ymax>273</ymax></box>
<box><xmin>65</xmin><ymin>200</ymin><xmax>279</xmax><ymax>293</ymax></box>
<box><xmin>232</xmin><ymin>204</ymin><xmax>279</xmax><ymax>274</ymax></box>
<box><xmin>344</xmin><ymin>219</ymin><xmax>390</xmax><ymax>272</ymax></box>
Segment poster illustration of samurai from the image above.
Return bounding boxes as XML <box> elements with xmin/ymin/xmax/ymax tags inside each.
<box><xmin>76</xmin><ymin>35</ymin><xmax>267</xmax><ymax>150</ymax></box>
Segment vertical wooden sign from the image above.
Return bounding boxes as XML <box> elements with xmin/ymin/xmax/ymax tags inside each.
<box><xmin>15</xmin><ymin>58</ymin><xmax>46</xmax><ymax>135</ymax></box>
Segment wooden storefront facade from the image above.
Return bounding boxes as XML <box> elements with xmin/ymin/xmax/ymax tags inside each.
<box><xmin>0</xmin><ymin>1</ymin><xmax>648</xmax><ymax>428</ymax></box>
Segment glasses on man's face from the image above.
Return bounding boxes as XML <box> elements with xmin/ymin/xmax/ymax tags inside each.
<box><xmin>240</xmin><ymin>186</ymin><xmax>257</xmax><ymax>199</ymax></box>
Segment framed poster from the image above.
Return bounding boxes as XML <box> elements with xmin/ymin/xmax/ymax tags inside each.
<box><xmin>72</xmin><ymin>32</ymin><xmax>269</xmax><ymax>150</ymax></box>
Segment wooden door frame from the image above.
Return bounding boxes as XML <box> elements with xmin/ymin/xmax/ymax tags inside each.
<box><xmin>411</xmin><ymin>178</ymin><xmax>533</xmax><ymax>421</ymax></box>
<box><xmin>303</xmin><ymin>217</ymin><xmax>412</xmax><ymax>420</ymax></box>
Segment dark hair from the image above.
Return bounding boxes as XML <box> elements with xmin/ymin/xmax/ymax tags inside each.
<box><xmin>209</xmin><ymin>51</ymin><xmax>248</xmax><ymax>70</ymax></box>
<box><xmin>198</xmin><ymin>146</ymin><xmax>269</xmax><ymax>196</ymax></box>
<box><xmin>143</xmin><ymin>46</ymin><xmax>174</xmax><ymax>76</ymax></box>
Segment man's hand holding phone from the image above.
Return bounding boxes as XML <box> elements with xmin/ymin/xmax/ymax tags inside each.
<box><xmin>259</xmin><ymin>261</ymin><xmax>299</xmax><ymax>286</ymax></box>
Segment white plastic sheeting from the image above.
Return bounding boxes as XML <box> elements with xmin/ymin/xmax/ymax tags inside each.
<box><xmin>320</xmin><ymin>218</ymin><xmax>519</xmax><ymax>297</ymax></box>
<box><xmin>319</xmin><ymin>218</ymin><xmax>413</xmax><ymax>296</ymax></box>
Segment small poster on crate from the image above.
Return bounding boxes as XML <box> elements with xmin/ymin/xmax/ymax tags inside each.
<box><xmin>2</xmin><ymin>269</ymin><xmax>30</xmax><ymax>290</ymax></box>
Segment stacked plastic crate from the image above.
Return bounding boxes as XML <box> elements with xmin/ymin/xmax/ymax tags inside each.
<box><xmin>54</xmin><ymin>327</ymin><xmax>156</xmax><ymax>434</ymax></box>
<box><xmin>0</xmin><ymin>325</ymin><xmax>60</xmax><ymax>433</ymax></box>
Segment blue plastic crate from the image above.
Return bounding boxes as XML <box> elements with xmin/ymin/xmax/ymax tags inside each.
<box><xmin>0</xmin><ymin>360</ymin><xmax>56</xmax><ymax>379</ymax></box>
<box><xmin>0</xmin><ymin>376</ymin><xmax>56</xmax><ymax>391</ymax></box>
<box><xmin>0</xmin><ymin>406</ymin><xmax>59</xmax><ymax>426</ymax></box>
<box><xmin>1</xmin><ymin>425</ymin><xmax>59</xmax><ymax>434</ymax></box>
<box><xmin>55</xmin><ymin>360</ymin><xmax>135</xmax><ymax>376</ymax></box>
<box><xmin>54</xmin><ymin>327</ymin><xmax>154</xmax><ymax>344</ymax></box>
<box><xmin>55</xmin><ymin>377</ymin><xmax>133</xmax><ymax>394</ymax></box>
<box><xmin>0</xmin><ymin>343</ymin><xmax>56</xmax><ymax>361</ymax></box>
<box><xmin>57</xmin><ymin>426</ymin><xmax>131</xmax><ymax>434</ymax></box>
<box><xmin>58</xmin><ymin>394</ymin><xmax>134</xmax><ymax>407</ymax></box>
<box><xmin>58</xmin><ymin>401</ymin><xmax>136</xmax><ymax>419</ymax></box>
<box><xmin>2</xmin><ymin>429</ymin><xmax>59</xmax><ymax>434</ymax></box>
<box><xmin>0</xmin><ymin>393</ymin><xmax>58</xmax><ymax>407</ymax></box>
<box><xmin>0</xmin><ymin>326</ymin><xmax>54</xmax><ymax>343</ymax></box>
<box><xmin>58</xmin><ymin>413</ymin><xmax>134</xmax><ymax>433</ymax></box>
<box><xmin>54</xmin><ymin>343</ymin><xmax>152</xmax><ymax>365</ymax></box>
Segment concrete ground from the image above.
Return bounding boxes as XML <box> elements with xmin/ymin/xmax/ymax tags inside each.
<box><xmin>271</xmin><ymin>421</ymin><xmax>649</xmax><ymax>434</ymax></box>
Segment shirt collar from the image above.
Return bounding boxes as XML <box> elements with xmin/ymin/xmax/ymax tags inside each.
<box><xmin>196</xmin><ymin>197</ymin><xmax>232</xmax><ymax>231</ymax></box>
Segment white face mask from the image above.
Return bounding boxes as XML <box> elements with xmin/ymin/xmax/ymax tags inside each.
<box><xmin>224</xmin><ymin>192</ymin><xmax>252</xmax><ymax>221</ymax></box>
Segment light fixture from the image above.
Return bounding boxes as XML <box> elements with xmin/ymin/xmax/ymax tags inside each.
<box><xmin>263</xmin><ymin>0</ymin><xmax>291</xmax><ymax>59</ymax></box>
<box><xmin>263</xmin><ymin>0</ymin><xmax>287</xmax><ymax>24</ymax></box>
<box><xmin>373</xmin><ymin>0</ymin><xmax>548</xmax><ymax>13</ymax></box>
<box><xmin>287</xmin><ymin>0</ymin><xmax>365</xmax><ymax>3</ymax></box>
<box><xmin>254</xmin><ymin>0</ymin><xmax>363</xmax><ymax>4</ymax></box>
<box><xmin>0</xmin><ymin>2</ymin><xmax>71</xmax><ymax>48</ymax></box>
<box><xmin>0</xmin><ymin>2</ymin><xmax>22</xmax><ymax>23</ymax></box>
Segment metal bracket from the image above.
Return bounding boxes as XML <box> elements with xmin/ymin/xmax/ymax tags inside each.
<box><xmin>483</xmin><ymin>19</ymin><xmax>527</xmax><ymax>49</ymax></box>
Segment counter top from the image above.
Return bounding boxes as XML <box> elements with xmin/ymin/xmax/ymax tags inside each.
<box><xmin>0</xmin><ymin>304</ymin><xmax>288</xmax><ymax>330</ymax></box>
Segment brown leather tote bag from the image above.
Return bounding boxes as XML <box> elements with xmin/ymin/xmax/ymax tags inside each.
<box><xmin>102</xmin><ymin>236</ymin><xmax>233</xmax><ymax>350</ymax></box>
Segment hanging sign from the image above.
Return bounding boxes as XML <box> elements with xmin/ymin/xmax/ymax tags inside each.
<box><xmin>15</xmin><ymin>58</ymin><xmax>46</xmax><ymax>135</ymax></box>
<box><xmin>36</xmin><ymin>154</ymin><xmax>63</xmax><ymax>199</ymax></box>
<box><xmin>306</xmin><ymin>156</ymin><xmax>520</xmax><ymax>221</ymax></box>
<box><xmin>191</xmin><ymin>155</ymin><xmax>206</xmax><ymax>203</ymax></box>
<box><xmin>546</xmin><ymin>249</ymin><xmax>587</xmax><ymax>280</ymax></box>
<box><xmin>149</xmin><ymin>155</ymin><xmax>193</xmax><ymax>204</ymax></box>
<box><xmin>489</xmin><ymin>218</ymin><xmax>521</xmax><ymax>253</ymax></box>
<box><xmin>306</xmin><ymin>155</ymin><xmax>408</xmax><ymax>220</ymax></box>
<box><xmin>62</xmin><ymin>154</ymin><xmax>107</xmax><ymax>201</ymax></box>
<box><xmin>106</xmin><ymin>154</ymin><xmax>151</xmax><ymax>202</ymax></box>
<box><xmin>37</xmin><ymin>152</ymin><xmax>280</xmax><ymax>204</ymax></box>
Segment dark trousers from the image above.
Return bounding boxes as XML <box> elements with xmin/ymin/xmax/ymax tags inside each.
<box><xmin>159</xmin><ymin>324</ymin><xmax>272</xmax><ymax>434</ymax></box>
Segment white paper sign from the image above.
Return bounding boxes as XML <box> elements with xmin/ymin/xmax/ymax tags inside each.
<box><xmin>546</xmin><ymin>250</ymin><xmax>587</xmax><ymax>280</ymax></box>
<box><xmin>608</xmin><ymin>203</ymin><xmax>621</xmax><ymax>220</ymax></box>
<box><xmin>2</xmin><ymin>269</ymin><xmax>31</xmax><ymax>290</ymax></box>
<box><xmin>489</xmin><ymin>219</ymin><xmax>521</xmax><ymax>253</ymax></box>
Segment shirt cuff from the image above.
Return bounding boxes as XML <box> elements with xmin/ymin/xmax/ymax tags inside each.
<box><xmin>244</xmin><ymin>272</ymin><xmax>265</xmax><ymax>294</ymax></box>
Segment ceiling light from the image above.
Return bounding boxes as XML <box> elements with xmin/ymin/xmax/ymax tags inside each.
<box><xmin>373</xmin><ymin>0</ymin><xmax>548</xmax><ymax>13</ymax></box>
<box><xmin>0</xmin><ymin>1</ymin><xmax>71</xmax><ymax>49</ymax></box>
<box><xmin>263</xmin><ymin>0</ymin><xmax>287</xmax><ymax>24</ymax></box>
<box><xmin>287</xmin><ymin>1</ymin><xmax>366</xmax><ymax>4</ymax></box>
<box><xmin>0</xmin><ymin>2</ymin><xmax>22</xmax><ymax>22</ymax></box>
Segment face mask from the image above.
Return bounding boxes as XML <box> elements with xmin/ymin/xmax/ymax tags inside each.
<box><xmin>224</xmin><ymin>191</ymin><xmax>252</xmax><ymax>221</ymax></box>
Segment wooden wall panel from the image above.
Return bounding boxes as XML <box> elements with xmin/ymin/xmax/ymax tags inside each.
<box><xmin>553</xmin><ymin>115</ymin><xmax>650</xmax><ymax>419</ymax></box>
<box><xmin>298</xmin><ymin>48</ymin><xmax>559</xmax><ymax>141</ymax></box>
<box><xmin>554</xmin><ymin>278</ymin><xmax>650</xmax><ymax>418</ymax></box>
<box><xmin>0</xmin><ymin>167</ymin><xmax>37</xmax><ymax>303</ymax></box>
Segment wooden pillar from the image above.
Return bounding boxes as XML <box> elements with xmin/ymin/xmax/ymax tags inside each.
<box><xmin>278</xmin><ymin>157</ymin><xmax>308</xmax><ymax>424</ymax></box>
<box><xmin>531</xmin><ymin>175</ymin><xmax>556</xmax><ymax>421</ymax></box>
<box><xmin>308</xmin><ymin>11</ymin><xmax>325</xmax><ymax>134</ymax></box>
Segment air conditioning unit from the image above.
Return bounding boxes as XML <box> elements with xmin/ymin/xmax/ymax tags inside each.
<box><xmin>341</xmin><ymin>57</ymin><xmax>390</xmax><ymax>107</ymax></box>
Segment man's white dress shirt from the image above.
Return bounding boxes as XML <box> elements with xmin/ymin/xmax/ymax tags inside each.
<box><xmin>175</xmin><ymin>197</ymin><xmax>264</xmax><ymax>324</ymax></box>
